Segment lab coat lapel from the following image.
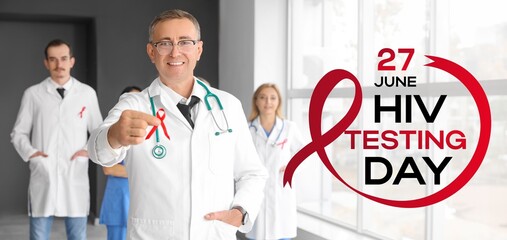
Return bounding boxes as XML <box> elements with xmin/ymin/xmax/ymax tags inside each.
<box><xmin>252</xmin><ymin>117</ymin><xmax>268</xmax><ymax>141</ymax></box>
<box><xmin>160</xmin><ymin>92</ymin><xmax>192</xmax><ymax>129</ymax></box>
<box><xmin>65</xmin><ymin>77</ymin><xmax>79</xmax><ymax>97</ymax></box>
<box><xmin>192</xmin><ymin>82</ymin><xmax>210</xmax><ymax>133</ymax></box>
<box><xmin>43</xmin><ymin>77</ymin><xmax>63</xmax><ymax>100</ymax></box>
<box><xmin>149</xmin><ymin>79</ymin><xmax>193</xmax><ymax>130</ymax></box>
<box><xmin>266</xmin><ymin>117</ymin><xmax>283</xmax><ymax>144</ymax></box>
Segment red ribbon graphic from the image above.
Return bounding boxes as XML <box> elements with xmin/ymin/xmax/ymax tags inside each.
<box><xmin>145</xmin><ymin>109</ymin><xmax>170</xmax><ymax>140</ymax></box>
<box><xmin>282</xmin><ymin>69</ymin><xmax>362</xmax><ymax>189</ymax></box>
<box><xmin>283</xmin><ymin>56</ymin><xmax>491</xmax><ymax>208</ymax></box>
<box><xmin>78</xmin><ymin>107</ymin><xmax>86</xmax><ymax>118</ymax></box>
<box><xmin>276</xmin><ymin>138</ymin><xmax>288</xmax><ymax>149</ymax></box>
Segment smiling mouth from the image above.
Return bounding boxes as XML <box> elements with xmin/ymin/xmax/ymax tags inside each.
<box><xmin>167</xmin><ymin>62</ymin><xmax>184</xmax><ymax>66</ymax></box>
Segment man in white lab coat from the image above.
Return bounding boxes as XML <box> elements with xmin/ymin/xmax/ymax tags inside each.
<box><xmin>88</xmin><ymin>9</ymin><xmax>268</xmax><ymax>240</ymax></box>
<box><xmin>11</xmin><ymin>39</ymin><xmax>103</xmax><ymax>240</ymax></box>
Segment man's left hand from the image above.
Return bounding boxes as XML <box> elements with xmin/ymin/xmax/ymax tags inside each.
<box><xmin>204</xmin><ymin>209</ymin><xmax>242</xmax><ymax>227</ymax></box>
<box><xmin>71</xmin><ymin>149</ymin><xmax>88</xmax><ymax>161</ymax></box>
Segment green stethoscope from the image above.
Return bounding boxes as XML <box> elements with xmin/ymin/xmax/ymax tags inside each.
<box><xmin>147</xmin><ymin>79</ymin><xmax>233</xmax><ymax>159</ymax></box>
<box><xmin>249</xmin><ymin>119</ymin><xmax>285</xmax><ymax>147</ymax></box>
<box><xmin>196</xmin><ymin>79</ymin><xmax>233</xmax><ymax>136</ymax></box>
<box><xmin>148</xmin><ymin>95</ymin><xmax>168</xmax><ymax>159</ymax></box>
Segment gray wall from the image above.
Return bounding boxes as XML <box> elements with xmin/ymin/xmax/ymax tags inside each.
<box><xmin>219</xmin><ymin>0</ymin><xmax>255</xmax><ymax>116</ymax></box>
<box><xmin>0</xmin><ymin>0</ymin><xmax>219</xmax><ymax>218</ymax></box>
<box><xmin>219</xmin><ymin>0</ymin><xmax>288</xmax><ymax>117</ymax></box>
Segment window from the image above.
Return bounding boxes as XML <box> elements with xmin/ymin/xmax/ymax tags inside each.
<box><xmin>288</xmin><ymin>0</ymin><xmax>507</xmax><ymax>239</ymax></box>
<box><xmin>290</xmin><ymin>0</ymin><xmax>359</xmax><ymax>228</ymax></box>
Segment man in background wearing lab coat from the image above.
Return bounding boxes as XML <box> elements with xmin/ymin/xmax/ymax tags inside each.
<box><xmin>88</xmin><ymin>9</ymin><xmax>268</xmax><ymax>240</ymax></box>
<box><xmin>11</xmin><ymin>39</ymin><xmax>103</xmax><ymax>240</ymax></box>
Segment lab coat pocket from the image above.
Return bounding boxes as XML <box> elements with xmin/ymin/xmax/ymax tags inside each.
<box><xmin>29</xmin><ymin>155</ymin><xmax>44</xmax><ymax>164</ymax></box>
<box><xmin>29</xmin><ymin>156</ymin><xmax>49</xmax><ymax>180</ymax></box>
<box><xmin>208</xmin><ymin>133</ymin><xmax>234</xmax><ymax>175</ymax></box>
<box><xmin>129</xmin><ymin>217</ymin><xmax>174</xmax><ymax>239</ymax></box>
<box><xmin>70</xmin><ymin>156</ymin><xmax>89</xmax><ymax>184</ymax></box>
<box><xmin>211</xmin><ymin>220</ymin><xmax>238</xmax><ymax>240</ymax></box>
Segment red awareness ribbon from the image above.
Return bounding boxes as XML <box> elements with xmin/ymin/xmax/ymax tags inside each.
<box><xmin>145</xmin><ymin>108</ymin><xmax>170</xmax><ymax>140</ymax></box>
<box><xmin>276</xmin><ymin>138</ymin><xmax>288</xmax><ymax>149</ymax></box>
<box><xmin>283</xmin><ymin>70</ymin><xmax>362</xmax><ymax>189</ymax></box>
<box><xmin>78</xmin><ymin>107</ymin><xmax>86</xmax><ymax>118</ymax></box>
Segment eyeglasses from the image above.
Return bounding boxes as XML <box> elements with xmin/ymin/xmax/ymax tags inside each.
<box><xmin>151</xmin><ymin>40</ymin><xmax>198</xmax><ymax>55</ymax></box>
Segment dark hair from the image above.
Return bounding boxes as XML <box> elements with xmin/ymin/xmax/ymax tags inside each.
<box><xmin>44</xmin><ymin>39</ymin><xmax>73</xmax><ymax>59</ymax></box>
<box><xmin>121</xmin><ymin>86</ymin><xmax>142</xmax><ymax>95</ymax></box>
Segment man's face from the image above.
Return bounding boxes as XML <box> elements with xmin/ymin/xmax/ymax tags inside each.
<box><xmin>44</xmin><ymin>44</ymin><xmax>75</xmax><ymax>82</ymax></box>
<box><xmin>147</xmin><ymin>18</ymin><xmax>203</xmax><ymax>84</ymax></box>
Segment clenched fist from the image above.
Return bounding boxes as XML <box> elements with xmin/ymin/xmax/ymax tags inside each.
<box><xmin>107</xmin><ymin>110</ymin><xmax>161</xmax><ymax>149</ymax></box>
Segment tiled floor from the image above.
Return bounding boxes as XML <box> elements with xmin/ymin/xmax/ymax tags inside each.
<box><xmin>0</xmin><ymin>214</ymin><xmax>106</xmax><ymax>239</ymax></box>
<box><xmin>0</xmin><ymin>213</ymin><xmax>374</xmax><ymax>240</ymax></box>
<box><xmin>297</xmin><ymin>212</ymin><xmax>377</xmax><ymax>240</ymax></box>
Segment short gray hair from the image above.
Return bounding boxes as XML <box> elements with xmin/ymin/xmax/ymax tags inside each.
<box><xmin>148</xmin><ymin>9</ymin><xmax>201</xmax><ymax>42</ymax></box>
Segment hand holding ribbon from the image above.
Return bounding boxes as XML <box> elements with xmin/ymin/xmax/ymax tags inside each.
<box><xmin>108</xmin><ymin>110</ymin><xmax>161</xmax><ymax>149</ymax></box>
<box><xmin>145</xmin><ymin>109</ymin><xmax>170</xmax><ymax>140</ymax></box>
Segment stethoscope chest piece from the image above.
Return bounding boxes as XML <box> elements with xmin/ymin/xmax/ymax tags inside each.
<box><xmin>152</xmin><ymin>144</ymin><xmax>167</xmax><ymax>159</ymax></box>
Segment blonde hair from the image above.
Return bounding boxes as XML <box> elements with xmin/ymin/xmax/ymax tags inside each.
<box><xmin>248</xmin><ymin>83</ymin><xmax>283</xmax><ymax>121</ymax></box>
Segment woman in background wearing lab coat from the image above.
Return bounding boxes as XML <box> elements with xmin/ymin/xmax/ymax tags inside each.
<box><xmin>99</xmin><ymin>86</ymin><xmax>141</xmax><ymax>240</ymax></box>
<box><xmin>247</xmin><ymin>83</ymin><xmax>304</xmax><ymax>240</ymax></box>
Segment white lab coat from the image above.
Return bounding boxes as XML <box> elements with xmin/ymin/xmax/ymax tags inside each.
<box><xmin>246</xmin><ymin>117</ymin><xmax>304</xmax><ymax>240</ymax></box>
<box><xmin>88</xmin><ymin>78</ymin><xmax>268</xmax><ymax>240</ymax></box>
<box><xmin>11</xmin><ymin>77</ymin><xmax>103</xmax><ymax>217</ymax></box>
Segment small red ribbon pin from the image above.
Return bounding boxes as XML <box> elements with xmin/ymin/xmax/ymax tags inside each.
<box><xmin>276</xmin><ymin>138</ymin><xmax>288</xmax><ymax>149</ymax></box>
<box><xmin>78</xmin><ymin>107</ymin><xmax>86</xmax><ymax>118</ymax></box>
<box><xmin>145</xmin><ymin>109</ymin><xmax>170</xmax><ymax>140</ymax></box>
